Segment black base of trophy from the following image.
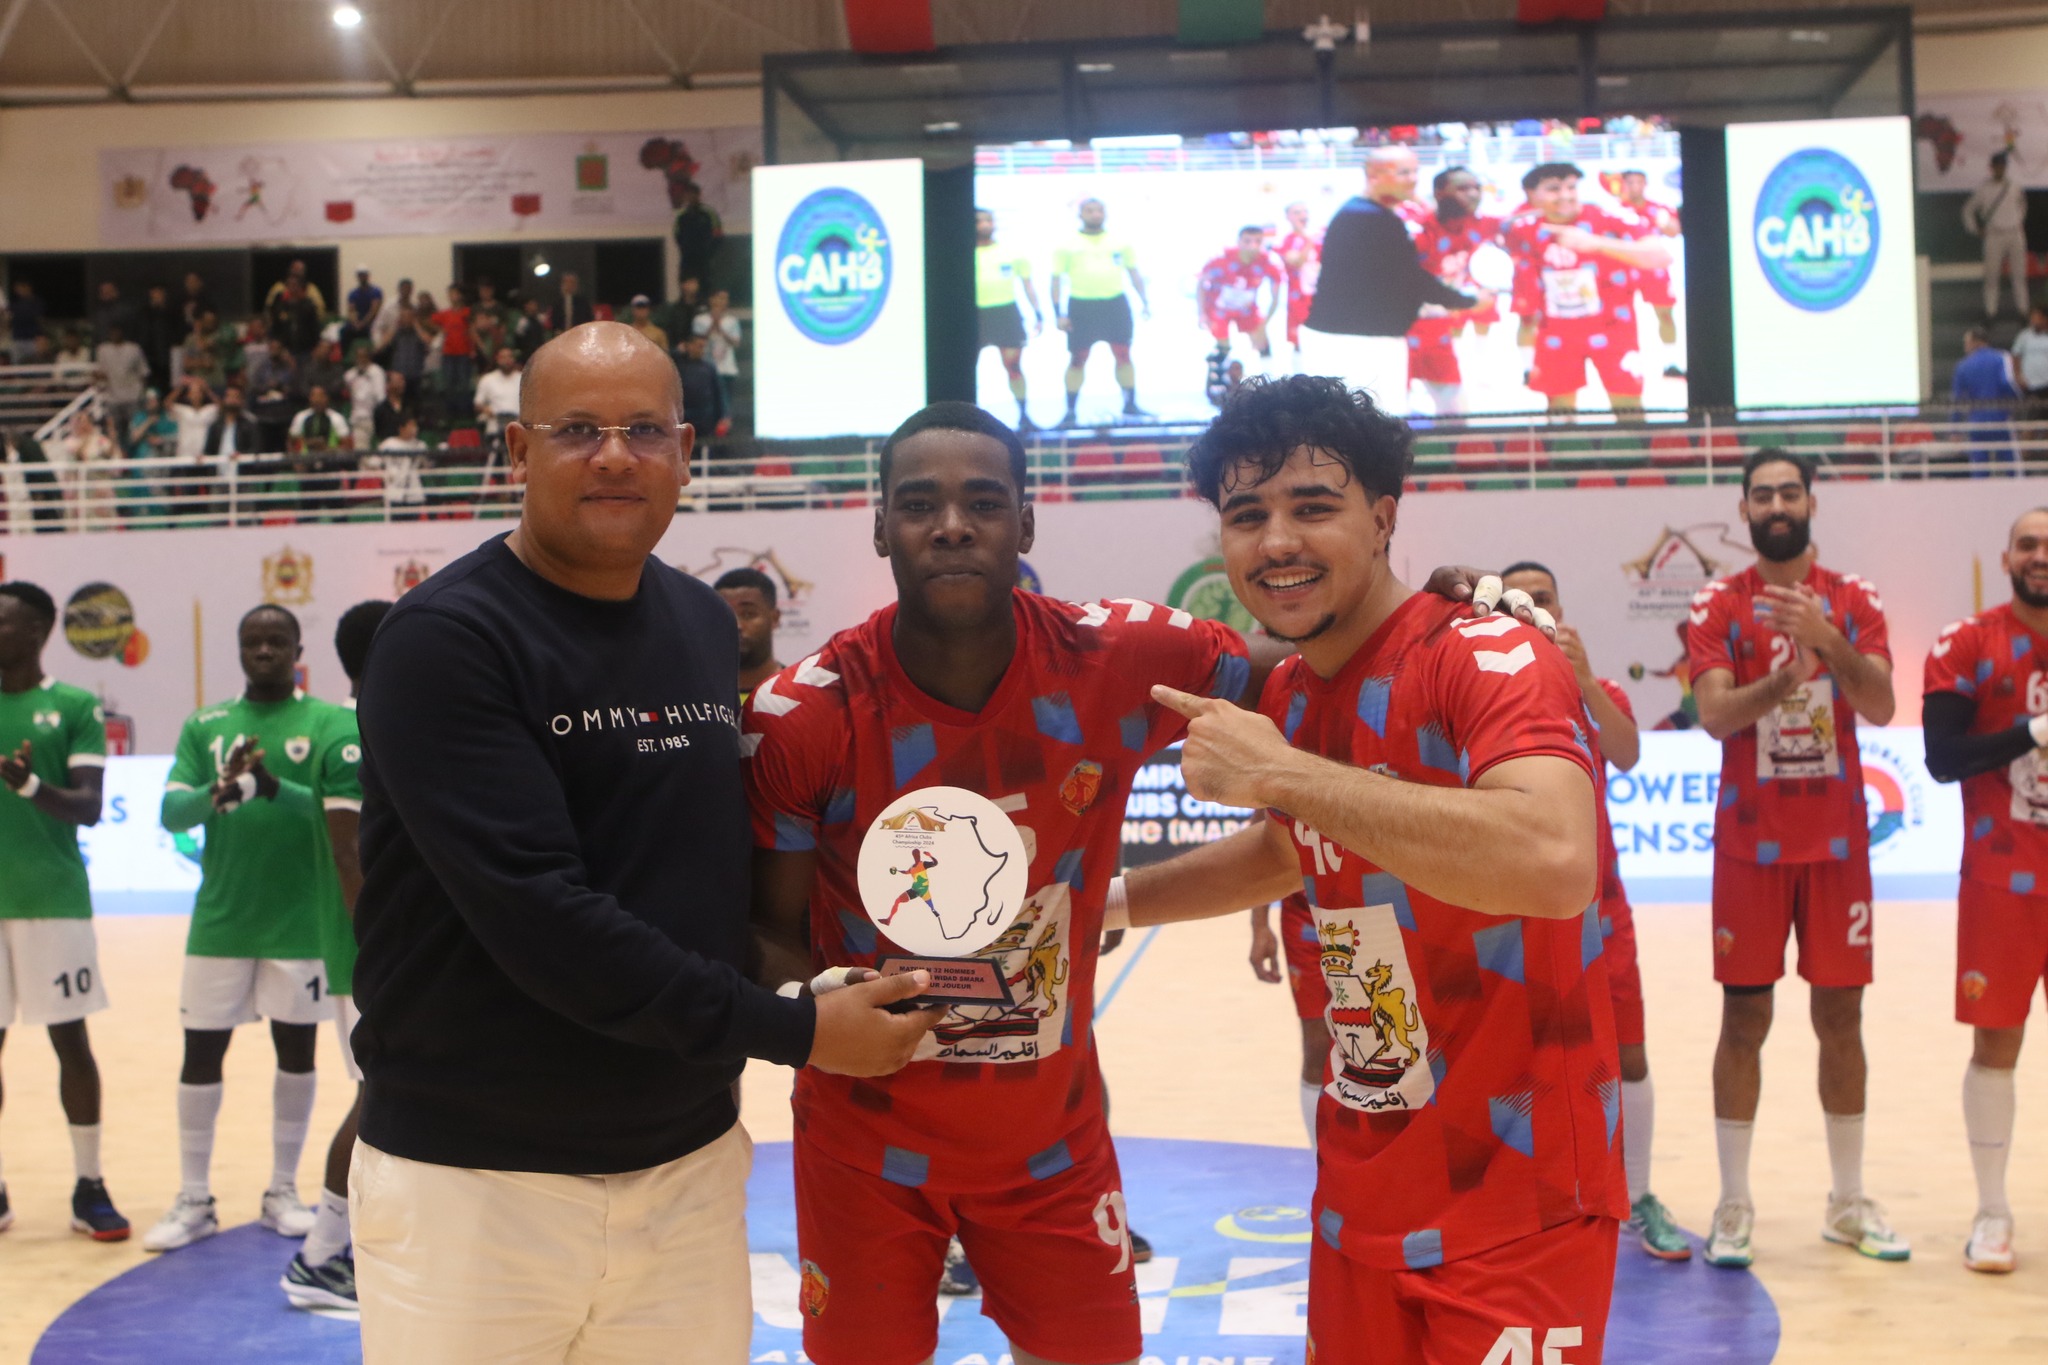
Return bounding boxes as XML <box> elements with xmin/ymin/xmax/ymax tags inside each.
<box><xmin>875</xmin><ymin>955</ymin><xmax>1016</xmax><ymax>1009</ymax></box>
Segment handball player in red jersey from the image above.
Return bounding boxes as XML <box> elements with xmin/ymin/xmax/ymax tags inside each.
<box><xmin>1122</xmin><ymin>375</ymin><xmax>1624</xmax><ymax>1364</ymax></box>
<box><xmin>1197</xmin><ymin>226</ymin><xmax>1287</xmax><ymax>369</ymax></box>
<box><xmin>1278</xmin><ymin>202</ymin><xmax>1321</xmax><ymax>354</ymax></box>
<box><xmin>1406</xmin><ymin>166</ymin><xmax>1503</xmax><ymax>418</ymax></box>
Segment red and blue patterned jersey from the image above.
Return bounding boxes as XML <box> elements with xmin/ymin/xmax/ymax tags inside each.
<box><xmin>1414</xmin><ymin>211</ymin><xmax>1502</xmax><ymax>296</ymax></box>
<box><xmin>1925</xmin><ymin>603</ymin><xmax>2048</xmax><ymax>893</ymax></box>
<box><xmin>1685</xmin><ymin>563</ymin><xmax>1890</xmax><ymax>865</ymax></box>
<box><xmin>1258</xmin><ymin>592</ymin><xmax>1625</xmax><ymax>1270</ymax></box>
<box><xmin>1278</xmin><ymin>230</ymin><xmax>1321</xmax><ymax>299</ymax></box>
<box><xmin>743</xmin><ymin>590</ymin><xmax>1245</xmax><ymax>1191</ymax></box>
<box><xmin>1197</xmin><ymin>248</ymin><xmax>1286</xmax><ymax>321</ymax></box>
<box><xmin>1501</xmin><ymin>205</ymin><xmax>1653</xmax><ymax>331</ymax></box>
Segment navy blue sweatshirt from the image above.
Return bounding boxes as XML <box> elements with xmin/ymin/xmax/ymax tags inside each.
<box><xmin>1304</xmin><ymin>196</ymin><xmax>1477</xmax><ymax>337</ymax></box>
<box><xmin>353</xmin><ymin>534</ymin><xmax>813</xmax><ymax>1173</ymax></box>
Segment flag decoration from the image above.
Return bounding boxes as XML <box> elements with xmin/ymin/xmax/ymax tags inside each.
<box><xmin>845</xmin><ymin>0</ymin><xmax>935</xmax><ymax>53</ymax></box>
<box><xmin>1179</xmin><ymin>0</ymin><xmax>1264</xmax><ymax>45</ymax></box>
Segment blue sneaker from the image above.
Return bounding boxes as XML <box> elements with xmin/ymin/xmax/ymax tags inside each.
<box><xmin>70</xmin><ymin>1178</ymin><xmax>130</xmax><ymax>1242</ymax></box>
<box><xmin>282</xmin><ymin>1249</ymin><xmax>358</xmax><ymax>1311</ymax></box>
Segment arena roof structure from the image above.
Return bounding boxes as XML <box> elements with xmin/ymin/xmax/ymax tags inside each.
<box><xmin>0</xmin><ymin>0</ymin><xmax>2011</xmax><ymax>107</ymax></box>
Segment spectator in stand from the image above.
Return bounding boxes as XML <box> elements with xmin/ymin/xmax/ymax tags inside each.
<box><xmin>8</xmin><ymin>280</ymin><xmax>43</xmax><ymax>363</ymax></box>
<box><xmin>370</xmin><ymin>278</ymin><xmax>411</xmax><ymax>355</ymax></box>
<box><xmin>202</xmin><ymin>385</ymin><xmax>258</xmax><ymax>465</ymax></box>
<box><xmin>472</xmin><ymin>346</ymin><xmax>522</xmax><ymax>446</ymax></box>
<box><xmin>54</xmin><ymin>333</ymin><xmax>92</xmax><ymax>387</ymax></box>
<box><xmin>377</xmin><ymin>305</ymin><xmax>429</xmax><ymax>400</ymax></box>
<box><xmin>344</xmin><ymin>267</ymin><xmax>384</xmax><ymax>356</ymax></box>
<box><xmin>238</xmin><ymin>316</ymin><xmax>271</xmax><ymax>381</ymax></box>
<box><xmin>367</xmin><ymin>415</ymin><xmax>430</xmax><ymax>518</ymax></box>
<box><xmin>207</xmin><ymin>311</ymin><xmax>247</xmax><ymax>386</ymax></box>
<box><xmin>129</xmin><ymin>388</ymin><xmax>176</xmax><ymax>461</ymax></box>
<box><xmin>552</xmin><ymin>272</ymin><xmax>594</xmax><ymax>333</ymax></box>
<box><xmin>303</xmin><ymin>338</ymin><xmax>347</xmax><ymax>406</ymax></box>
<box><xmin>2</xmin><ymin>425</ymin><xmax>60</xmax><ymax>531</ymax></box>
<box><xmin>265</xmin><ymin>259</ymin><xmax>328</xmax><ymax>316</ymax></box>
<box><xmin>89</xmin><ymin>281</ymin><xmax>137</xmax><ymax>346</ymax></box>
<box><xmin>59</xmin><ymin>409</ymin><xmax>120</xmax><ymax>526</ymax></box>
<box><xmin>430</xmin><ymin>285</ymin><xmax>476</xmax><ymax>411</ymax></box>
<box><xmin>168</xmin><ymin>376</ymin><xmax>219</xmax><ymax>522</ymax></box>
<box><xmin>180</xmin><ymin>271</ymin><xmax>215</xmax><ymax>332</ymax></box>
<box><xmin>470</xmin><ymin>309</ymin><xmax>509</xmax><ymax>374</ymax></box>
<box><xmin>676</xmin><ymin>332</ymin><xmax>728</xmax><ymax>438</ymax></box>
<box><xmin>269</xmin><ymin>278</ymin><xmax>324</xmax><ymax>362</ymax></box>
<box><xmin>693</xmin><ymin>288</ymin><xmax>741</xmax><ymax>418</ymax></box>
<box><xmin>287</xmin><ymin>384</ymin><xmax>353</xmax><ymax>516</ymax></box>
<box><xmin>139</xmin><ymin>285</ymin><xmax>179</xmax><ymax>392</ymax></box>
<box><xmin>247</xmin><ymin>337</ymin><xmax>302</xmax><ymax>451</ymax></box>
<box><xmin>95</xmin><ymin>325</ymin><xmax>150</xmax><ymax>439</ymax></box>
<box><xmin>2012</xmin><ymin>305</ymin><xmax>2048</xmax><ymax>420</ymax></box>
<box><xmin>672</xmin><ymin>179</ymin><xmax>722</xmax><ymax>291</ymax></box>
<box><xmin>371</xmin><ymin>371</ymin><xmax>416</xmax><ymax>445</ymax></box>
<box><xmin>1954</xmin><ymin>325</ymin><xmax>2023</xmax><ymax>474</ymax></box>
<box><xmin>513</xmin><ymin>296</ymin><xmax>550</xmax><ymax>360</ymax></box>
<box><xmin>1964</xmin><ymin>152</ymin><xmax>2029</xmax><ymax>321</ymax></box>
<box><xmin>473</xmin><ymin>277</ymin><xmax>513</xmax><ymax>336</ymax></box>
<box><xmin>656</xmin><ymin>278</ymin><xmax>704</xmax><ymax>352</ymax></box>
<box><xmin>343</xmin><ymin>343</ymin><xmax>388</xmax><ymax>453</ymax></box>
<box><xmin>627</xmin><ymin>295</ymin><xmax>668</xmax><ymax>351</ymax></box>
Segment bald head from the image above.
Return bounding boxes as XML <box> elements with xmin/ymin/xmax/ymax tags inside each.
<box><xmin>1366</xmin><ymin>146</ymin><xmax>1420</xmax><ymax>205</ymax></box>
<box><xmin>520</xmin><ymin>321</ymin><xmax>682</xmax><ymax>424</ymax></box>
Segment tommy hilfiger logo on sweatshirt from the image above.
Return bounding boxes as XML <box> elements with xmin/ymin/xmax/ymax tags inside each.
<box><xmin>548</xmin><ymin>701</ymin><xmax>739</xmax><ymax>735</ymax></box>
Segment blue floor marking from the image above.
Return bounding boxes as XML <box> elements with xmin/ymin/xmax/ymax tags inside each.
<box><xmin>1093</xmin><ymin>924</ymin><xmax>1160</xmax><ymax>1020</ymax></box>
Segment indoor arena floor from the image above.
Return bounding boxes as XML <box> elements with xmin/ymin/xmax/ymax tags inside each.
<box><xmin>1</xmin><ymin>901</ymin><xmax>2044</xmax><ymax>1363</ymax></box>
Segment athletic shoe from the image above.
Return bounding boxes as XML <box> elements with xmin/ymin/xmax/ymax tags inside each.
<box><xmin>1663</xmin><ymin>364</ymin><xmax>1687</xmax><ymax>379</ymax></box>
<box><xmin>1964</xmin><ymin>1211</ymin><xmax>2016</xmax><ymax>1274</ymax></box>
<box><xmin>1823</xmin><ymin>1194</ymin><xmax>1911</xmax><ymax>1261</ymax></box>
<box><xmin>1130</xmin><ymin>1230</ymin><xmax>1154</xmax><ymax>1265</ymax></box>
<box><xmin>1630</xmin><ymin>1194</ymin><xmax>1691</xmax><ymax>1261</ymax></box>
<box><xmin>282</xmin><ymin>1249</ymin><xmax>359</xmax><ymax>1311</ymax></box>
<box><xmin>142</xmin><ymin>1193</ymin><xmax>218</xmax><ymax>1252</ymax></box>
<box><xmin>938</xmin><ymin>1236</ymin><xmax>978</xmax><ymax>1295</ymax></box>
<box><xmin>0</xmin><ymin>1185</ymin><xmax>13</xmax><ymax>1233</ymax></box>
<box><xmin>1704</xmin><ymin>1198</ymin><xmax>1754</xmax><ymax>1268</ymax></box>
<box><xmin>261</xmin><ymin>1185</ymin><xmax>316</xmax><ymax>1238</ymax></box>
<box><xmin>70</xmin><ymin>1178</ymin><xmax>131</xmax><ymax>1242</ymax></box>
<box><xmin>1118</xmin><ymin>405</ymin><xmax>1155</xmax><ymax>423</ymax></box>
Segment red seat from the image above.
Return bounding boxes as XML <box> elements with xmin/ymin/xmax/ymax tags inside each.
<box><xmin>752</xmin><ymin>461</ymin><xmax>795</xmax><ymax>479</ymax></box>
<box><xmin>1624</xmin><ymin>472</ymin><xmax>1668</xmax><ymax>487</ymax></box>
<box><xmin>1452</xmin><ymin>436</ymin><xmax>1501</xmax><ymax>473</ymax></box>
<box><xmin>1647</xmin><ymin>432</ymin><xmax>1696</xmax><ymax>466</ymax></box>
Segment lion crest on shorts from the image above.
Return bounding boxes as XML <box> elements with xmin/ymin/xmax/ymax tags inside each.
<box><xmin>799</xmin><ymin>1259</ymin><xmax>829</xmax><ymax>1317</ymax></box>
<box><xmin>1961</xmin><ymin>970</ymin><xmax>1989</xmax><ymax>1001</ymax></box>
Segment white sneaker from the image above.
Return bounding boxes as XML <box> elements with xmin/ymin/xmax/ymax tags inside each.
<box><xmin>261</xmin><ymin>1185</ymin><xmax>316</xmax><ymax>1238</ymax></box>
<box><xmin>1823</xmin><ymin>1193</ymin><xmax>1911</xmax><ymax>1261</ymax></box>
<box><xmin>142</xmin><ymin>1193</ymin><xmax>219</xmax><ymax>1252</ymax></box>
<box><xmin>1704</xmin><ymin>1198</ymin><xmax>1755</xmax><ymax>1267</ymax></box>
<box><xmin>1965</xmin><ymin>1211</ymin><xmax>2016</xmax><ymax>1274</ymax></box>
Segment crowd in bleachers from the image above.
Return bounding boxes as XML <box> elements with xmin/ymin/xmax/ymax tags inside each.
<box><xmin>0</xmin><ymin>261</ymin><xmax>744</xmax><ymax>532</ymax></box>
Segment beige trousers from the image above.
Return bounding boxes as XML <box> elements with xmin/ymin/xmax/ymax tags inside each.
<box><xmin>352</xmin><ymin>1123</ymin><xmax>753</xmax><ymax>1364</ymax></box>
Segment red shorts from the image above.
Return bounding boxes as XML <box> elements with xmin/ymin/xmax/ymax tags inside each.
<box><xmin>1207</xmin><ymin>310</ymin><xmax>1268</xmax><ymax>343</ymax></box>
<box><xmin>1288</xmin><ymin>292</ymin><xmax>1312</xmax><ymax>342</ymax></box>
<box><xmin>1710</xmin><ymin>850</ymin><xmax>1874</xmax><ymax>988</ymax></box>
<box><xmin>1282</xmin><ymin>898</ymin><xmax>1330</xmax><ymax>1019</ymax></box>
<box><xmin>1306</xmin><ymin>1216</ymin><xmax>1618</xmax><ymax>1365</ymax></box>
<box><xmin>1637</xmin><ymin>271</ymin><xmax>1676</xmax><ymax>308</ymax></box>
<box><xmin>1528</xmin><ymin>322</ymin><xmax>1644</xmax><ymax>398</ymax></box>
<box><xmin>792</xmin><ymin>1130</ymin><xmax>1140</xmax><ymax>1365</ymax></box>
<box><xmin>1956</xmin><ymin>878</ymin><xmax>2048</xmax><ymax>1028</ymax></box>
<box><xmin>1407</xmin><ymin>328</ymin><xmax>1462</xmax><ymax>385</ymax></box>
<box><xmin>1601</xmin><ymin>898</ymin><xmax>1645</xmax><ymax>1047</ymax></box>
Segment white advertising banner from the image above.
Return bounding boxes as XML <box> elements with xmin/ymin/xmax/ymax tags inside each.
<box><xmin>751</xmin><ymin>159</ymin><xmax>927</xmax><ymax>438</ymax></box>
<box><xmin>1913</xmin><ymin>90</ymin><xmax>2048</xmax><ymax>191</ymax></box>
<box><xmin>82</xmin><ymin>756</ymin><xmax>204</xmax><ymax>916</ymax></box>
<box><xmin>98</xmin><ymin>127</ymin><xmax>761</xmax><ymax>246</ymax></box>
<box><xmin>1726</xmin><ymin>116</ymin><xmax>1918</xmax><ymax>409</ymax></box>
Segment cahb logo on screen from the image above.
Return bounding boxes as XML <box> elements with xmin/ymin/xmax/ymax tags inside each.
<box><xmin>1753</xmin><ymin>147</ymin><xmax>1880</xmax><ymax>312</ymax></box>
<box><xmin>775</xmin><ymin>187</ymin><xmax>892</xmax><ymax>344</ymax></box>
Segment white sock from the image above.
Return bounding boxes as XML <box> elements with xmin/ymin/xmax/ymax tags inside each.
<box><xmin>1825</xmin><ymin>1111</ymin><xmax>1865</xmax><ymax>1203</ymax></box>
<box><xmin>272</xmin><ymin>1070</ymin><xmax>317</xmax><ymax>1191</ymax></box>
<box><xmin>69</xmin><ymin>1124</ymin><xmax>102</xmax><ymax>1182</ymax></box>
<box><xmin>1964</xmin><ymin>1063</ymin><xmax>2016</xmax><ymax>1217</ymax></box>
<box><xmin>1621</xmin><ymin>1077</ymin><xmax>1654</xmax><ymax>1207</ymax></box>
<box><xmin>1715</xmin><ymin>1118</ymin><xmax>1754</xmax><ymax>1205</ymax></box>
<box><xmin>300</xmin><ymin>1188</ymin><xmax>352</xmax><ymax>1267</ymax></box>
<box><xmin>1298</xmin><ymin>1080</ymin><xmax>1320</xmax><ymax>1152</ymax></box>
<box><xmin>178</xmin><ymin>1083</ymin><xmax>224</xmax><ymax>1199</ymax></box>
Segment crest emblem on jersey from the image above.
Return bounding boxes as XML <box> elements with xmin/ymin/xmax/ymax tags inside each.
<box><xmin>31</xmin><ymin>709</ymin><xmax>60</xmax><ymax>730</ymax></box>
<box><xmin>857</xmin><ymin>785</ymin><xmax>1030</xmax><ymax>957</ymax></box>
<box><xmin>285</xmin><ymin>736</ymin><xmax>311</xmax><ymax>764</ymax></box>
<box><xmin>1961</xmin><ymin>971</ymin><xmax>1989</xmax><ymax>1001</ymax></box>
<box><xmin>1059</xmin><ymin>760</ymin><xmax>1105</xmax><ymax>814</ymax></box>
<box><xmin>1715</xmin><ymin>926</ymin><xmax>1737</xmax><ymax>957</ymax></box>
<box><xmin>262</xmin><ymin>545</ymin><xmax>314</xmax><ymax>606</ymax></box>
<box><xmin>798</xmin><ymin>1259</ymin><xmax>829</xmax><ymax>1317</ymax></box>
<box><xmin>1318</xmin><ymin>907</ymin><xmax>1434</xmax><ymax>1112</ymax></box>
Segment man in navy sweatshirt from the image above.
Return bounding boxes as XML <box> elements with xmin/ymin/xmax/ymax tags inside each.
<box><xmin>350</xmin><ymin>321</ymin><xmax>940</xmax><ymax>1363</ymax></box>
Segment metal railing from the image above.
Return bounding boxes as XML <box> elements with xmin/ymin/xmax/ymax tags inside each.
<box><xmin>6</xmin><ymin>411</ymin><xmax>2048</xmax><ymax>533</ymax></box>
<box><xmin>0</xmin><ymin>364</ymin><xmax>97</xmax><ymax>437</ymax></box>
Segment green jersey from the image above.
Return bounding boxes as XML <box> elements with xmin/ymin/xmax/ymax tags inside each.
<box><xmin>0</xmin><ymin>678</ymin><xmax>106</xmax><ymax>920</ymax></box>
<box><xmin>313</xmin><ymin>702</ymin><xmax>364</xmax><ymax>994</ymax></box>
<box><xmin>165</xmin><ymin>692</ymin><xmax>351</xmax><ymax>959</ymax></box>
<box><xmin>976</xmin><ymin>245</ymin><xmax>1032</xmax><ymax>309</ymax></box>
<box><xmin>1052</xmin><ymin>232</ymin><xmax>1137</xmax><ymax>300</ymax></box>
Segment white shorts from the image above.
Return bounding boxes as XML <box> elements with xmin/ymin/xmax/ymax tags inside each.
<box><xmin>335</xmin><ymin>993</ymin><xmax>363</xmax><ymax>1083</ymax></box>
<box><xmin>0</xmin><ymin>918</ymin><xmax>108</xmax><ymax>1027</ymax></box>
<box><xmin>179</xmin><ymin>955</ymin><xmax>330</xmax><ymax>1031</ymax></box>
<box><xmin>1296</xmin><ymin>327</ymin><xmax>1413</xmax><ymax>415</ymax></box>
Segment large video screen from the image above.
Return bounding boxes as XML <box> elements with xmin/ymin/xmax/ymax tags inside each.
<box><xmin>972</xmin><ymin>120</ymin><xmax>1686</xmax><ymax>430</ymax></box>
<box><xmin>752</xmin><ymin>159</ymin><xmax>928</xmax><ymax>439</ymax></box>
<box><xmin>1726</xmin><ymin>116</ymin><xmax>1917</xmax><ymax>411</ymax></box>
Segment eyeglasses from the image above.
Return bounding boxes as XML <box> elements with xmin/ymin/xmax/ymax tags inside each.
<box><xmin>524</xmin><ymin>421</ymin><xmax>686</xmax><ymax>459</ymax></box>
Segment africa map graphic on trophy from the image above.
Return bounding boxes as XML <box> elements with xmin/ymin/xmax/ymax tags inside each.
<box><xmin>857</xmin><ymin>786</ymin><xmax>1031</xmax><ymax>1004</ymax></box>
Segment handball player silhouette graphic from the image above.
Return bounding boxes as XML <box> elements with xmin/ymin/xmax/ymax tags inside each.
<box><xmin>883</xmin><ymin>849</ymin><xmax>939</xmax><ymax>926</ymax></box>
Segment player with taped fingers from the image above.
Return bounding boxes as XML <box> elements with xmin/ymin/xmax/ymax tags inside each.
<box><xmin>1248</xmin><ymin>891</ymin><xmax>1330</xmax><ymax>1148</ymax></box>
<box><xmin>1686</xmin><ymin>447</ymin><xmax>1904</xmax><ymax>1269</ymax></box>
<box><xmin>1120</xmin><ymin>375</ymin><xmax>1623</xmax><ymax>1365</ymax></box>
<box><xmin>1922</xmin><ymin>506</ymin><xmax>2048</xmax><ymax>1275</ymax></box>
<box><xmin>147</xmin><ymin>604</ymin><xmax>355</xmax><ymax>1253</ymax></box>
<box><xmin>0</xmin><ymin>580</ymin><xmax>128</xmax><ymax>1242</ymax></box>
<box><xmin>1501</xmin><ymin>560</ymin><xmax>1688</xmax><ymax>1261</ymax></box>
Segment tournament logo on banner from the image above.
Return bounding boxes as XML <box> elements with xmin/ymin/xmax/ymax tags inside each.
<box><xmin>1859</xmin><ymin>732</ymin><xmax>1928</xmax><ymax>858</ymax></box>
<box><xmin>1753</xmin><ymin>147</ymin><xmax>1880</xmax><ymax>312</ymax></box>
<box><xmin>774</xmin><ymin>187</ymin><xmax>893</xmax><ymax>345</ymax></box>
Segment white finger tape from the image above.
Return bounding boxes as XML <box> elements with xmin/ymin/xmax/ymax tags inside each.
<box><xmin>1472</xmin><ymin>574</ymin><xmax>1504</xmax><ymax>613</ymax></box>
<box><xmin>1499</xmin><ymin>587</ymin><xmax>1536</xmax><ymax>618</ymax></box>
<box><xmin>810</xmin><ymin>966</ymin><xmax>862</xmax><ymax>996</ymax></box>
<box><xmin>1530</xmin><ymin>606</ymin><xmax>1557</xmax><ymax>636</ymax></box>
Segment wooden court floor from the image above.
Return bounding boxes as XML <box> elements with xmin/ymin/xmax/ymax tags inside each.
<box><xmin>1</xmin><ymin>902</ymin><xmax>2045</xmax><ymax>1363</ymax></box>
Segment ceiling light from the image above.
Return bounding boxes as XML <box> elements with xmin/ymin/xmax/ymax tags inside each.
<box><xmin>531</xmin><ymin>259</ymin><xmax>551</xmax><ymax>278</ymax></box>
<box><xmin>1077</xmin><ymin>63</ymin><xmax>1116</xmax><ymax>74</ymax></box>
<box><xmin>924</xmin><ymin>120</ymin><xmax>961</xmax><ymax>134</ymax></box>
<box><xmin>332</xmin><ymin>5</ymin><xmax>363</xmax><ymax>30</ymax></box>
